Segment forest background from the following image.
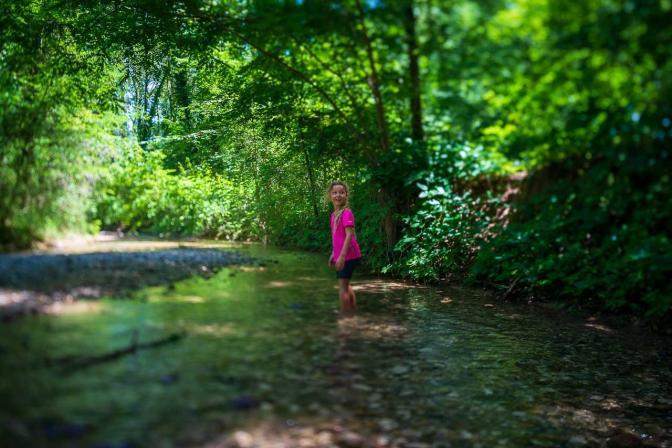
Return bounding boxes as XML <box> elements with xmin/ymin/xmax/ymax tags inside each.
<box><xmin>1</xmin><ymin>0</ymin><xmax>670</xmax><ymax>319</ymax></box>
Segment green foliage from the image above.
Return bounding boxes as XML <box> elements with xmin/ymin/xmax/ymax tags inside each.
<box><xmin>347</xmin><ymin>183</ymin><xmax>391</xmax><ymax>270</ymax></box>
<box><xmin>385</xmin><ymin>142</ymin><xmax>506</xmax><ymax>281</ymax></box>
<box><xmin>94</xmin><ymin>148</ymin><xmax>255</xmax><ymax>239</ymax></box>
<box><xmin>0</xmin><ymin>108</ymin><xmax>121</xmax><ymax>249</ymax></box>
<box><xmin>274</xmin><ymin>212</ymin><xmax>330</xmax><ymax>252</ymax></box>
<box><xmin>464</xmin><ymin>0</ymin><xmax>672</xmax><ymax>317</ymax></box>
<box><xmin>471</xmin><ymin>143</ymin><xmax>672</xmax><ymax>317</ymax></box>
<box><xmin>0</xmin><ymin>0</ymin><xmax>120</xmax><ymax>249</ymax></box>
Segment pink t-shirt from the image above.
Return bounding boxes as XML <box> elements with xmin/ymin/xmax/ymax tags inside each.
<box><xmin>330</xmin><ymin>208</ymin><xmax>362</xmax><ymax>262</ymax></box>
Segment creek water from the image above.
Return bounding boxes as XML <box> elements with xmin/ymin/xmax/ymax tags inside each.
<box><xmin>0</xmin><ymin>241</ymin><xmax>670</xmax><ymax>447</ymax></box>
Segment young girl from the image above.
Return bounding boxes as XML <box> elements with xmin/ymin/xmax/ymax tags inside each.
<box><xmin>327</xmin><ymin>181</ymin><xmax>362</xmax><ymax>313</ymax></box>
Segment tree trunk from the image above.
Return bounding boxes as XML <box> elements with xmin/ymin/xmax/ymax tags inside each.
<box><xmin>404</xmin><ymin>2</ymin><xmax>424</xmax><ymax>142</ymax></box>
<box><xmin>299</xmin><ymin>118</ymin><xmax>319</xmax><ymax>218</ymax></box>
<box><xmin>173</xmin><ymin>68</ymin><xmax>192</xmax><ymax>131</ymax></box>
<box><xmin>146</xmin><ymin>73</ymin><xmax>166</xmax><ymax>138</ymax></box>
<box><xmin>352</xmin><ymin>0</ymin><xmax>400</xmax><ymax>258</ymax></box>
<box><xmin>231</xmin><ymin>30</ymin><xmax>366</xmax><ymax>149</ymax></box>
<box><xmin>139</xmin><ymin>75</ymin><xmax>150</xmax><ymax>145</ymax></box>
<box><xmin>354</xmin><ymin>0</ymin><xmax>391</xmax><ymax>154</ymax></box>
<box><xmin>251</xmin><ymin>135</ymin><xmax>268</xmax><ymax>245</ymax></box>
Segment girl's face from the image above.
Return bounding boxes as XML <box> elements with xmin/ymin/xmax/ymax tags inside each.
<box><xmin>330</xmin><ymin>185</ymin><xmax>347</xmax><ymax>208</ymax></box>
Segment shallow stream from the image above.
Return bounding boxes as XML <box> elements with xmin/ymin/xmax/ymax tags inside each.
<box><xmin>1</xmin><ymin>241</ymin><xmax>670</xmax><ymax>447</ymax></box>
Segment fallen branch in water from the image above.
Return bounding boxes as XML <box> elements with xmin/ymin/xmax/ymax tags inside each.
<box><xmin>50</xmin><ymin>331</ymin><xmax>186</xmax><ymax>372</ymax></box>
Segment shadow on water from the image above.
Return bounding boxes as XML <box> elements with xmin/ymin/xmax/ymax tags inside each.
<box><xmin>0</xmin><ymin>240</ymin><xmax>671</xmax><ymax>447</ymax></box>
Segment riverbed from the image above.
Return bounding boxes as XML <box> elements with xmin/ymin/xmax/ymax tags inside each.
<box><xmin>1</xmin><ymin>240</ymin><xmax>670</xmax><ymax>447</ymax></box>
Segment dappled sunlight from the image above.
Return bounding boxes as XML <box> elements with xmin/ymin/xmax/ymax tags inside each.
<box><xmin>148</xmin><ymin>291</ymin><xmax>232</xmax><ymax>304</ymax></box>
<box><xmin>265</xmin><ymin>281</ymin><xmax>294</xmax><ymax>289</ymax></box>
<box><xmin>337</xmin><ymin>315</ymin><xmax>408</xmax><ymax>341</ymax></box>
<box><xmin>532</xmin><ymin>396</ymin><xmax>664</xmax><ymax>445</ymax></box>
<box><xmin>179</xmin><ymin>295</ymin><xmax>206</xmax><ymax>303</ymax></box>
<box><xmin>0</xmin><ymin>288</ymin><xmax>48</xmax><ymax>308</ymax></box>
<box><xmin>1</xmin><ymin>287</ymin><xmax>105</xmax><ymax>320</ymax></box>
<box><xmin>536</xmin><ymin>402</ymin><xmax>614</xmax><ymax>438</ymax></box>
<box><xmin>295</xmin><ymin>276</ymin><xmax>325</xmax><ymax>283</ymax></box>
<box><xmin>188</xmin><ymin>323</ymin><xmax>237</xmax><ymax>337</ymax></box>
<box><xmin>351</xmin><ymin>279</ymin><xmax>426</xmax><ymax>295</ymax></box>
<box><xmin>583</xmin><ymin>316</ymin><xmax>615</xmax><ymax>334</ymax></box>
<box><xmin>203</xmin><ymin>418</ymin><xmax>386</xmax><ymax>448</ymax></box>
<box><xmin>44</xmin><ymin>239</ymin><xmax>249</xmax><ymax>255</ymax></box>
<box><xmin>43</xmin><ymin>299</ymin><xmax>106</xmax><ymax>316</ymax></box>
<box><xmin>584</xmin><ymin>322</ymin><xmax>615</xmax><ymax>333</ymax></box>
<box><xmin>238</xmin><ymin>266</ymin><xmax>266</xmax><ymax>272</ymax></box>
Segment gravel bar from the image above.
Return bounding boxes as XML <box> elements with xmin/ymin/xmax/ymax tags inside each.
<box><xmin>0</xmin><ymin>248</ymin><xmax>261</xmax><ymax>320</ymax></box>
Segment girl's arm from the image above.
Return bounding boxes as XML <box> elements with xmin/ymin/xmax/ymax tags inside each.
<box><xmin>335</xmin><ymin>227</ymin><xmax>355</xmax><ymax>270</ymax></box>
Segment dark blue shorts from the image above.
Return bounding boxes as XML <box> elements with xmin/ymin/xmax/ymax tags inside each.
<box><xmin>336</xmin><ymin>258</ymin><xmax>361</xmax><ymax>279</ymax></box>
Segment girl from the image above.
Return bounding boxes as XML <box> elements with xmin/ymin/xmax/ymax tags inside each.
<box><xmin>327</xmin><ymin>181</ymin><xmax>362</xmax><ymax>313</ymax></box>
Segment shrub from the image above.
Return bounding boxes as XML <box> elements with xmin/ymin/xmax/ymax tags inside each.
<box><xmin>93</xmin><ymin>147</ymin><xmax>255</xmax><ymax>239</ymax></box>
<box><xmin>384</xmin><ymin>142</ymin><xmax>508</xmax><ymax>281</ymax></box>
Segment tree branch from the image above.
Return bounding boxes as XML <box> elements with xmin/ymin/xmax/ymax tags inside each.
<box><xmin>50</xmin><ymin>332</ymin><xmax>186</xmax><ymax>372</ymax></box>
<box><xmin>290</xmin><ymin>36</ymin><xmax>368</xmax><ymax>128</ymax></box>
<box><xmin>353</xmin><ymin>0</ymin><xmax>390</xmax><ymax>153</ymax></box>
<box><xmin>230</xmin><ymin>29</ymin><xmax>367</xmax><ymax>148</ymax></box>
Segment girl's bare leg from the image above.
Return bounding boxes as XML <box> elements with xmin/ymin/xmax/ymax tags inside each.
<box><xmin>338</xmin><ymin>279</ymin><xmax>354</xmax><ymax>314</ymax></box>
<box><xmin>348</xmin><ymin>284</ymin><xmax>357</xmax><ymax>309</ymax></box>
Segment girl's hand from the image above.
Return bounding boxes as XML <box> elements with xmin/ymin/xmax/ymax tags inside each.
<box><xmin>335</xmin><ymin>256</ymin><xmax>346</xmax><ymax>271</ymax></box>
